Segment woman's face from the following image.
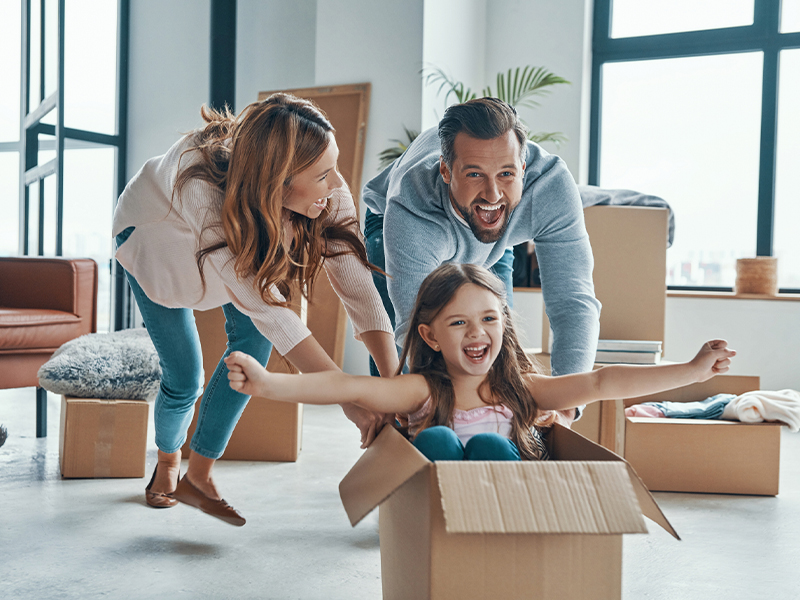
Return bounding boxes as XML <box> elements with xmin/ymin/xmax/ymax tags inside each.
<box><xmin>283</xmin><ymin>135</ymin><xmax>344</xmax><ymax>219</ymax></box>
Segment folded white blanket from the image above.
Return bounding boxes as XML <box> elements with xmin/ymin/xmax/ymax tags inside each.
<box><xmin>721</xmin><ymin>389</ymin><xmax>800</xmax><ymax>432</ymax></box>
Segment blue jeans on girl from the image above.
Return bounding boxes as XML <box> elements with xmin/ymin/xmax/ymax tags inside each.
<box><xmin>116</xmin><ymin>227</ymin><xmax>274</xmax><ymax>459</ymax></box>
<box><xmin>412</xmin><ymin>426</ymin><xmax>521</xmax><ymax>461</ymax></box>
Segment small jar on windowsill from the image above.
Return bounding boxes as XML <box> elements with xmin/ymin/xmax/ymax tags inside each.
<box><xmin>735</xmin><ymin>257</ymin><xmax>778</xmax><ymax>296</ymax></box>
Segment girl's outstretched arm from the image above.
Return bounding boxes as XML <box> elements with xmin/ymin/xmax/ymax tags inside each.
<box><xmin>224</xmin><ymin>351</ymin><xmax>429</xmax><ymax>415</ymax></box>
<box><xmin>528</xmin><ymin>339</ymin><xmax>736</xmax><ymax>411</ymax></box>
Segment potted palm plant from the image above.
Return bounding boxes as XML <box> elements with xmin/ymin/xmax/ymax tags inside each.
<box><xmin>378</xmin><ymin>64</ymin><xmax>570</xmax><ymax>169</ymax></box>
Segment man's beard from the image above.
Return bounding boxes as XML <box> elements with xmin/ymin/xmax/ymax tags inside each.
<box><xmin>452</xmin><ymin>197</ymin><xmax>512</xmax><ymax>244</ymax></box>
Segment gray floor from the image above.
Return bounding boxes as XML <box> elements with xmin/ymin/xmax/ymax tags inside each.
<box><xmin>1</xmin><ymin>388</ymin><xmax>799</xmax><ymax>600</ymax></box>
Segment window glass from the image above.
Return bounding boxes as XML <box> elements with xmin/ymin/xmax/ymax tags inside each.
<box><xmin>774</xmin><ymin>49</ymin><xmax>800</xmax><ymax>289</ymax></box>
<box><xmin>27</xmin><ymin>180</ymin><xmax>40</xmax><ymax>255</ymax></box>
<box><xmin>600</xmin><ymin>53</ymin><xmax>763</xmax><ymax>287</ymax></box>
<box><xmin>0</xmin><ymin>153</ymin><xmax>20</xmax><ymax>255</ymax></box>
<box><xmin>29</xmin><ymin>0</ymin><xmax>42</xmax><ymax>110</ymax></box>
<box><xmin>782</xmin><ymin>0</ymin><xmax>800</xmax><ymax>32</ymax></box>
<box><xmin>63</xmin><ymin>145</ymin><xmax>115</xmax><ymax>331</ymax></box>
<box><xmin>43</xmin><ymin>0</ymin><xmax>58</xmax><ymax>99</ymax></box>
<box><xmin>0</xmin><ymin>0</ymin><xmax>21</xmax><ymax>142</ymax></box>
<box><xmin>64</xmin><ymin>0</ymin><xmax>118</xmax><ymax>134</ymax></box>
<box><xmin>38</xmin><ymin>132</ymin><xmax>56</xmax><ymax>167</ymax></box>
<box><xmin>611</xmin><ymin>0</ymin><xmax>754</xmax><ymax>38</ymax></box>
<box><xmin>42</xmin><ymin>173</ymin><xmax>56</xmax><ymax>256</ymax></box>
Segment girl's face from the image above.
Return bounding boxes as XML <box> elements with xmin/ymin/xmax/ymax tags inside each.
<box><xmin>283</xmin><ymin>135</ymin><xmax>344</xmax><ymax>219</ymax></box>
<box><xmin>418</xmin><ymin>283</ymin><xmax>505</xmax><ymax>378</ymax></box>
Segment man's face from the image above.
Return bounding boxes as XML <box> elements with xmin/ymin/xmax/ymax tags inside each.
<box><xmin>440</xmin><ymin>131</ymin><xmax>525</xmax><ymax>243</ymax></box>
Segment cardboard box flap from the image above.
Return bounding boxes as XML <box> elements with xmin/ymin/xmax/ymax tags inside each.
<box><xmin>435</xmin><ymin>461</ymin><xmax>647</xmax><ymax>534</ymax></box>
<box><xmin>548</xmin><ymin>424</ymin><xmax>681</xmax><ymax>540</ymax></box>
<box><xmin>339</xmin><ymin>426</ymin><xmax>430</xmax><ymax>527</ymax></box>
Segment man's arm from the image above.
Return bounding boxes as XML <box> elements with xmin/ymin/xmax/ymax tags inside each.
<box><xmin>383</xmin><ymin>203</ymin><xmax>449</xmax><ymax>347</ymax></box>
<box><xmin>526</xmin><ymin>154</ymin><xmax>601</xmax><ymax>422</ymax></box>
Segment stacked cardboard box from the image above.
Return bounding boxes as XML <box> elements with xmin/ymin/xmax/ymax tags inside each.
<box><xmin>59</xmin><ymin>395</ymin><xmax>149</xmax><ymax>478</ymax></box>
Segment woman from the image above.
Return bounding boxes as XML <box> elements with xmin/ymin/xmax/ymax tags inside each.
<box><xmin>112</xmin><ymin>94</ymin><xmax>398</xmax><ymax>526</ymax></box>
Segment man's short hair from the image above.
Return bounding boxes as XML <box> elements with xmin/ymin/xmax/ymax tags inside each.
<box><xmin>438</xmin><ymin>97</ymin><xmax>529</xmax><ymax>169</ymax></box>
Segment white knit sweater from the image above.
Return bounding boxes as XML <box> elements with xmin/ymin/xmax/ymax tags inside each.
<box><xmin>113</xmin><ymin>134</ymin><xmax>392</xmax><ymax>356</ymax></box>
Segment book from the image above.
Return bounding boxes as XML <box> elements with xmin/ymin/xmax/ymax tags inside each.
<box><xmin>597</xmin><ymin>339</ymin><xmax>662</xmax><ymax>353</ymax></box>
<box><xmin>595</xmin><ymin>350</ymin><xmax>662</xmax><ymax>364</ymax></box>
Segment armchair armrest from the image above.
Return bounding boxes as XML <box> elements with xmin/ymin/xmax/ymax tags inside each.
<box><xmin>0</xmin><ymin>257</ymin><xmax>98</xmax><ymax>333</ymax></box>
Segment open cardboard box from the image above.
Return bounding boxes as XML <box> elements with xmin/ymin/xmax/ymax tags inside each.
<box><xmin>339</xmin><ymin>424</ymin><xmax>678</xmax><ymax>600</ymax></box>
<box><xmin>180</xmin><ymin>307</ymin><xmax>303</xmax><ymax>462</ymax></box>
<box><xmin>624</xmin><ymin>375</ymin><xmax>783</xmax><ymax>496</ymax></box>
<box><xmin>59</xmin><ymin>395</ymin><xmax>149</xmax><ymax>478</ymax></box>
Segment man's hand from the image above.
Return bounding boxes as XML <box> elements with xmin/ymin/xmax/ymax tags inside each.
<box><xmin>340</xmin><ymin>402</ymin><xmax>393</xmax><ymax>448</ymax></box>
<box><xmin>552</xmin><ymin>408</ymin><xmax>576</xmax><ymax>428</ymax></box>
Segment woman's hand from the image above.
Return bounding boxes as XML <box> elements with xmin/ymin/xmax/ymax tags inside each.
<box><xmin>340</xmin><ymin>403</ymin><xmax>393</xmax><ymax>449</ymax></box>
<box><xmin>690</xmin><ymin>339</ymin><xmax>736</xmax><ymax>382</ymax></box>
<box><xmin>225</xmin><ymin>351</ymin><xmax>271</xmax><ymax>397</ymax></box>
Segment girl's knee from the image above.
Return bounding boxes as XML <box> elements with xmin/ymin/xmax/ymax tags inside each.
<box><xmin>413</xmin><ymin>426</ymin><xmax>464</xmax><ymax>461</ymax></box>
<box><xmin>464</xmin><ymin>433</ymin><xmax>521</xmax><ymax>461</ymax></box>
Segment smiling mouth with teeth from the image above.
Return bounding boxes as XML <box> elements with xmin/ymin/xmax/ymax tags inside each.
<box><xmin>463</xmin><ymin>344</ymin><xmax>489</xmax><ymax>362</ymax></box>
<box><xmin>474</xmin><ymin>203</ymin><xmax>505</xmax><ymax>227</ymax></box>
<box><xmin>313</xmin><ymin>197</ymin><xmax>329</xmax><ymax>210</ymax></box>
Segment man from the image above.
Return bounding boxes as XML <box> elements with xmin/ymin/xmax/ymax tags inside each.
<box><xmin>363</xmin><ymin>98</ymin><xmax>600</xmax><ymax>424</ymax></box>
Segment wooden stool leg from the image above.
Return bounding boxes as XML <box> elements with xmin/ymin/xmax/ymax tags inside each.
<box><xmin>36</xmin><ymin>387</ymin><xmax>47</xmax><ymax>438</ymax></box>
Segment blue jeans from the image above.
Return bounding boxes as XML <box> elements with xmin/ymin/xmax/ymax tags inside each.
<box><xmin>364</xmin><ymin>209</ymin><xmax>515</xmax><ymax>376</ymax></box>
<box><xmin>412</xmin><ymin>426</ymin><xmax>521</xmax><ymax>461</ymax></box>
<box><xmin>116</xmin><ymin>227</ymin><xmax>274</xmax><ymax>459</ymax></box>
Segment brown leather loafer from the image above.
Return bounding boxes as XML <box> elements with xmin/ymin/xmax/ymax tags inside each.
<box><xmin>145</xmin><ymin>465</ymin><xmax>179</xmax><ymax>508</ymax></box>
<box><xmin>173</xmin><ymin>475</ymin><xmax>246</xmax><ymax>527</ymax></box>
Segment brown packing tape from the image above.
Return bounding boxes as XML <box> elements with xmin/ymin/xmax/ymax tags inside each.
<box><xmin>94</xmin><ymin>400</ymin><xmax>116</xmax><ymax>478</ymax></box>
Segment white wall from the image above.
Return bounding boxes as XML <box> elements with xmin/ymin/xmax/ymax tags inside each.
<box><xmin>236</xmin><ymin>0</ymin><xmax>317</xmax><ymax>107</ymax></box>
<box><xmin>485</xmin><ymin>0</ymin><xmax>592</xmax><ymax>181</ymax></box>
<box><xmin>127</xmin><ymin>0</ymin><xmax>210</xmax><ymax>176</ymax></box>
<box><xmin>421</xmin><ymin>0</ymin><xmax>487</xmax><ymax>130</ymax></box>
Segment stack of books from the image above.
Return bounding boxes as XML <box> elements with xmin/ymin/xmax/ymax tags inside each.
<box><xmin>595</xmin><ymin>339</ymin><xmax>662</xmax><ymax>364</ymax></box>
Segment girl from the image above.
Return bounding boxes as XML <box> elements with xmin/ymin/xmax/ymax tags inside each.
<box><xmin>224</xmin><ymin>263</ymin><xmax>735</xmax><ymax>462</ymax></box>
<box><xmin>113</xmin><ymin>94</ymin><xmax>398</xmax><ymax>525</ymax></box>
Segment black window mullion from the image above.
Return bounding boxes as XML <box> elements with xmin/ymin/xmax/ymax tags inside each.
<box><xmin>755</xmin><ymin>0</ymin><xmax>782</xmax><ymax>256</ymax></box>
<box><xmin>54</xmin><ymin>0</ymin><xmax>65</xmax><ymax>256</ymax></box>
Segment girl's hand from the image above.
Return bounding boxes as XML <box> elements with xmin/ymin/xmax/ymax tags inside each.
<box><xmin>225</xmin><ymin>351</ymin><xmax>271</xmax><ymax>397</ymax></box>
<box><xmin>690</xmin><ymin>339</ymin><xmax>736</xmax><ymax>382</ymax></box>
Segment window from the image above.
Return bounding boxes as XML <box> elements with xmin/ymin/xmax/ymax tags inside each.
<box><xmin>591</xmin><ymin>0</ymin><xmax>800</xmax><ymax>292</ymax></box>
<box><xmin>1</xmin><ymin>0</ymin><xmax>130</xmax><ymax>331</ymax></box>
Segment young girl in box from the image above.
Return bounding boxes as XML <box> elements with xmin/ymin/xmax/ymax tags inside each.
<box><xmin>224</xmin><ymin>263</ymin><xmax>735</xmax><ymax>461</ymax></box>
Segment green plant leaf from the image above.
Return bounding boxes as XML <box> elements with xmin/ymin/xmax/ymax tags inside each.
<box><xmin>377</xmin><ymin>126</ymin><xmax>420</xmax><ymax>170</ymax></box>
<box><xmin>529</xmin><ymin>130</ymin><xmax>568</xmax><ymax>147</ymax></box>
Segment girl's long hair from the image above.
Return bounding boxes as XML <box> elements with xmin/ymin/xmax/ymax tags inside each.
<box><xmin>173</xmin><ymin>93</ymin><xmax>372</xmax><ymax>305</ymax></box>
<box><xmin>398</xmin><ymin>263</ymin><xmax>554</xmax><ymax>460</ymax></box>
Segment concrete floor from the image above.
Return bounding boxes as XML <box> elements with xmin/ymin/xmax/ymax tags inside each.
<box><xmin>1</xmin><ymin>387</ymin><xmax>799</xmax><ymax>600</ymax></box>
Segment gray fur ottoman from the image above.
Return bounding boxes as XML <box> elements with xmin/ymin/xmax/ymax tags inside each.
<box><xmin>38</xmin><ymin>328</ymin><xmax>161</xmax><ymax>478</ymax></box>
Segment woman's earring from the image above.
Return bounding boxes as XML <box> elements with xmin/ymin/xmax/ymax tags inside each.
<box><xmin>434</xmin><ymin>345</ymin><xmax>440</xmax><ymax>351</ymax></box>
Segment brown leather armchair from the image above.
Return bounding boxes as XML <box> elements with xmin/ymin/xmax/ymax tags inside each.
<box><xmin>0</xmin><ymin>257</ymin><xmax>98</xmax><ymax>437</ymax></box>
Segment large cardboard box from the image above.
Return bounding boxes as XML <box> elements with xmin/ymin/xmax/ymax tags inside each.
<box><xmin>180</xmin><ymin>307</ymin><xmax>303</xmax><ymax>462</ymax></box>
<box><xmin>59</xmin><ymin>395</ymin><xmax>149</xmax><ymax>478</ymax></box>
<box><xmin>624</xmin><ymin>375</ymin><xmax>782</xmax><ymax>495</ymax></box>
<box><xmin>339</xmin><ymin>425</ymin><xmax>678</xmax><ymax>600</ymax></box>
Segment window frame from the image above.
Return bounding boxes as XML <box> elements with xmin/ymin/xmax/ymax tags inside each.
<box><xmin>9</xmin><ymin>0</ymin><xmax>132</xmax><ymax>328</ymax></box>
<box><xmin>589</xmin><ymin>0</ymin><xmax>800</xmax><ymax>293</ymax></box>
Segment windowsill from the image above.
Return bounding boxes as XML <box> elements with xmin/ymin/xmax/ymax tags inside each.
<box><xmin>513</xmin><ymin>287</ymin><xmax>800</xmax><ymax>302</ymax></box>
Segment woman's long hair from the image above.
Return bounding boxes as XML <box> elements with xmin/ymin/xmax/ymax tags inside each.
<box><xmin>173</xmin><ymin>93</ymin><xmax>372</xmax><ymax>305</ymax></box>
<box><xmin>398</xmin><ymin>263</ymin><xmax>554</xmax><ymax>460</ymax></box>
